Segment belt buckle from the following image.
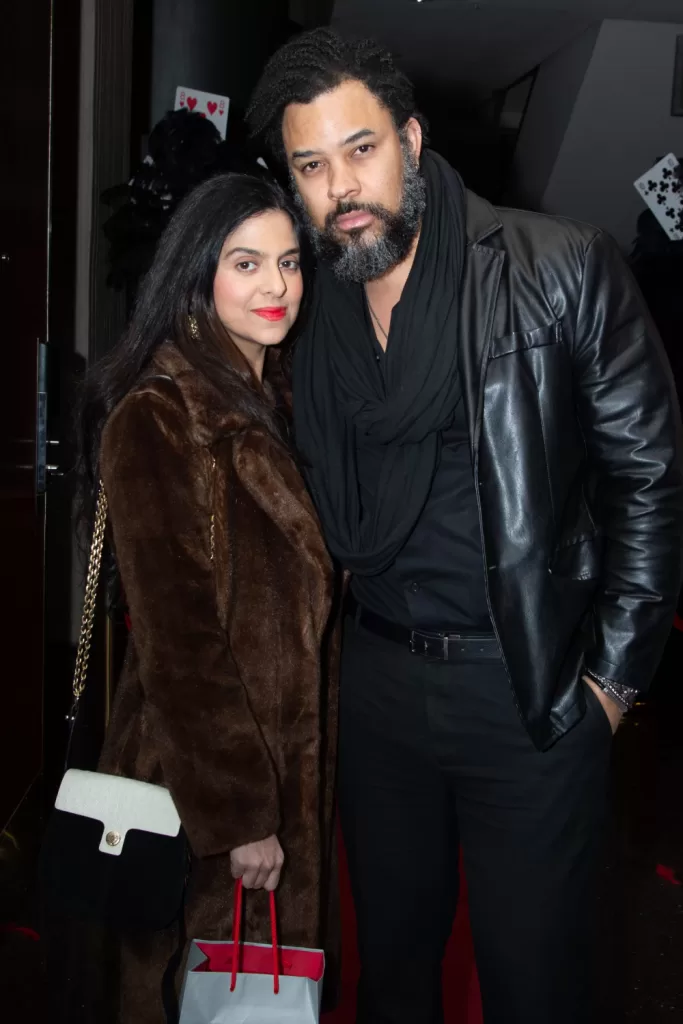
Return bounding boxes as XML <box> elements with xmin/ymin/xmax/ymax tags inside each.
<box><xmin>410</xmin><ymin>630</ymin><xmax>450</xmax><ymax>660</ymax></box>
<box><xmin>409</xmin><ymin>630</ymin><xmax>432</xmax><ymax>656</ymax></box>
<box><xmin>409</xmin><ymin>631</ymin><xmax>425</xmax><ymax>655</ymax></box>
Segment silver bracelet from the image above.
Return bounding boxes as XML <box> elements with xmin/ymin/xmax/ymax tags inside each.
<box><xmin>585</xmin><ymin>669</ymin><xmax>639</xmax><ymax>712</ymax></box>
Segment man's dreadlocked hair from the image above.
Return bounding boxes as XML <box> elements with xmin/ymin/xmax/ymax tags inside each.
<box><xmin>247</xmin><ymin>28</ymin><xmax>428</xmax><ymax>166</ymax></box>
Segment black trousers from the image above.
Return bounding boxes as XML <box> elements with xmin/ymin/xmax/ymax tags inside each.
<box><xmin>337</xmin><ymin>618</ymin><xmax>612</xmax><ymax>1024</ymax></box>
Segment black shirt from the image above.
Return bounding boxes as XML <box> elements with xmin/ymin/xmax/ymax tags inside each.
<box><xmin>350</xmin><ymin>323</ymin><xmax>491</xmax><ymax>632</ymax></box>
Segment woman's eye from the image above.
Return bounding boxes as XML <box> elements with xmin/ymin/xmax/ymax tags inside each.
<box><xmin>236</xmin><ymin>261</ymin><xmax>257</xmax><ymax>271</ymax></box>
<box><xmin>280</xmin><ymin>260</ymin><xmax>300</xmax><ymax>271</ymax></box>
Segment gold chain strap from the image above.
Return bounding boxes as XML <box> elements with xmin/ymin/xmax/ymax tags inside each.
<box><xmin>71</xmin><ymin>482</ymin><xmax>108</xmax><ymax>709</ymax></box>
<box><xmin>209</xmin><ymin>455</ymin><xmax>216</xmax><ymax>563</ymax></box>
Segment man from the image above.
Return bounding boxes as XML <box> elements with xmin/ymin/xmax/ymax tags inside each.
<box><xmin>247</xmin><ymin>29</ymin><xmax>683</xmax><ymax>1024</ymax></box>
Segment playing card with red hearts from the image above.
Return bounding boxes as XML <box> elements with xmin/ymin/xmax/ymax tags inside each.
<box><xmin>174</xmin><ymin>86</ymin><xmax>230</xmax><ymax>140</ymax></box>
<box><xmin>633</xmin><ymin>153</ymin><xmax>683</xmax><ymax>241</ymax></box>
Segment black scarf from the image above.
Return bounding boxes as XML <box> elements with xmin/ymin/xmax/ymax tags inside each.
<box><xmin>292</xmin><ymin>149</ymin><xmax>467</xmax><ymax>575</ymax></box>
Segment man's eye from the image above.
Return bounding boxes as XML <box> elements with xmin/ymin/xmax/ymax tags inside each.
<box><xmin>355</xmin><ymin>145</ymin><xmax>374</xmax><ymax>156</ymax></box>
<box><xmin>302</xmin><ymin>161</ymin><xmax>321</xmax><ymax>174</ymax></box>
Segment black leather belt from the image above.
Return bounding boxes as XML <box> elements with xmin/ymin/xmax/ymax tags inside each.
<box><xmin>347</xmin><ymin>596</ymin><xmax>500</xmax><ymax>662</ymax></box>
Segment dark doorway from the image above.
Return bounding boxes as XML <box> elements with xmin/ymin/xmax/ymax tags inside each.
<box><xmin>1</xmin><ymin>0</ymin><xmax>53</xmax><ymax>834</ymax></box>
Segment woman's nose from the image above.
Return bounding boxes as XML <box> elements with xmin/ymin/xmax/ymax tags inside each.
<box><xmin>260</xmin><ymin>265</ymin><xmax>287</xmax><ymax>298</ymax></box>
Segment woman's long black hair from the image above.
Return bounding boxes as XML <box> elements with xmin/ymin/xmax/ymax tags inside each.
<box><xmin>78</xmin><ymin>171</ymin><xmax>307</xmax><ymax>548</ymax></box>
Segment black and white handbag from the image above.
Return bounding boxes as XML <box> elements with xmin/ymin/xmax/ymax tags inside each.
<box><xmin>40</xmin><ymin>483</ymin><xmax>190</xmax><ymax>932</ymax></box>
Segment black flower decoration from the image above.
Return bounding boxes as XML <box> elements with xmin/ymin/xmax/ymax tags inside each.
<box><xmin>101</xmin><ymin>108</ymin><xmax>269</xmax><ymax>307</ymax></box>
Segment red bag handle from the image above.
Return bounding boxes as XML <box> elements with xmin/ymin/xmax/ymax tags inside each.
<box><xmin>230</xmin><ymin>879</ymin><xmax>280</xmax><ymax>994</ymax></box>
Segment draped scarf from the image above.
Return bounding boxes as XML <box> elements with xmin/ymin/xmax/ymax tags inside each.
<box><xmin>292</xmin><ymin>150</ymin><xmax>467</xmax><ymax>575</ymax></box>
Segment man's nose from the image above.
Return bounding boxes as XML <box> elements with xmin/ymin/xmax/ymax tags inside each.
<box><xmin>328</xmin><ymin>163</ymin><xmax>360</xmax><ymax>203</ymax></box>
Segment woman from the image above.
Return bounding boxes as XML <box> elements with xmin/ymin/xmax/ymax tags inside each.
<box><xmin>79</xmin><ymin>173</ymin><xmax>339</xmax><ymax>1021</ymax></box>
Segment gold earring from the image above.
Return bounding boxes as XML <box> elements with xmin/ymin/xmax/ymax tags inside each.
<box><xmin>188</xmin><ymin>315</ymin><xmax>200</xmax><ymax>340</ymax></box>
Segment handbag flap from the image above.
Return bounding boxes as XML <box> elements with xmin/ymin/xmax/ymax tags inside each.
<box><xmin>55</xmin><ymin>769</ymin><xmax>181</xmax><ymax>856</ymax></box>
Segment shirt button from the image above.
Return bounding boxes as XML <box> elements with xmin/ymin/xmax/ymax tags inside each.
<box><xmin>410</xmin><ymin>581</ymin><xmax>420</xmax><ymax>593</ymax></box>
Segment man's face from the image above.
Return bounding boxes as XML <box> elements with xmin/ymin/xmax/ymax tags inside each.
<box><xmin>282</xmin><ymin>79</ymin><xmax>425</xmax><ymax>282</ymax></box>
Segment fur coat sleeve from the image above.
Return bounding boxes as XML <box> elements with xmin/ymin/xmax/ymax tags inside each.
<box><xmin>100</xmin><ymin>388</ymin><xmax>280</xmax><ymax>858</ymax></box>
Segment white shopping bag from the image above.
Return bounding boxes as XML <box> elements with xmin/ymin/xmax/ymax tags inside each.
<box><xmin>179</xmin><ymin>880</ymin><xmax>324</xmax><ymax>1023</ymax></box>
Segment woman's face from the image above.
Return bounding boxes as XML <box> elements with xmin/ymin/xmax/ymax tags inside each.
<box><xmin>213</xmin><ymin>209</ymin><xmax>303</xmax><ymax>368</ymax></box>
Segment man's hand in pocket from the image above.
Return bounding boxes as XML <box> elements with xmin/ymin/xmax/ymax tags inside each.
<box><xmin>584</xmin><ymin>676</ymin><xmax>623</xmax><ymax>735</ymax></box>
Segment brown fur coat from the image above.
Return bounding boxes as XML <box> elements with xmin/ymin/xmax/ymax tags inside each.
<box><xmin>98</xmin><ymin>343</ymin><xmax>340</xmax><ymax>1021</ymax></box>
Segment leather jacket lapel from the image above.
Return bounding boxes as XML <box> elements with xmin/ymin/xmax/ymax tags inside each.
<box><xmin>459</xmin><ymin>242</ymin><xmax>505</xmax><ymax>463</ymax></box>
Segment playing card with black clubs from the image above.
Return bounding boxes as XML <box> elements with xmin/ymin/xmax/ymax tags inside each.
<box><xmin>634</xmin><ymin>153</ymin><xmax>683</xmax><ymax>241</ymax></box>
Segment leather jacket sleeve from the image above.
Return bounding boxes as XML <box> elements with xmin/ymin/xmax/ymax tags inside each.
<box><xmin>573</xmin><ymin>230</ymin><xmax>683</xmax><ymax>691</ymax></box>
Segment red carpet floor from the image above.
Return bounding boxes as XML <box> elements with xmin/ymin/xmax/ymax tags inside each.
<box><xmin>322</xmin><ymin>840</ymin><xmax>483</xmax><ymax>1024</ymax></box>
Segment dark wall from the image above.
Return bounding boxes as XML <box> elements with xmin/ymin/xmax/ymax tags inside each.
<box><xmin>416</xmin><ymin>82</ymin><xmax>517</xmax><ymax>203</ymax></box>
<box><xmin>147</xmin><ymin>0</ymin><xmax>294</xmax><ymax>136</ymax></box>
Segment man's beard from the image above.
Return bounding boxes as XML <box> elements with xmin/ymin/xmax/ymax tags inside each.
<box><xmin>292</xmin><ymin>141</ymin><xmax>426</xmax><ymax>284</ymax></box>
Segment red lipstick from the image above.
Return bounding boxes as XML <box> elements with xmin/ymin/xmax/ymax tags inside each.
<box><xmin>253</xmin><ymin>307</ymin><xmax>287</xmax><ymax>322</ymax></box>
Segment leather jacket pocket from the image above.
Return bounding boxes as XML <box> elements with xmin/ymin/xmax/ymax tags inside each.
<box><xmin>550</xmin><ymin>535</ymin><xmax>604</xmax><ymax>580</ymax></box>
<box><xmin>489</xmin><ymin>321</ymin><xmax>562</xmax><ymax>359</ymax></box>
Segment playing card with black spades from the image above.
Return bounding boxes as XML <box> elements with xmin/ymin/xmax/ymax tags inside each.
<box><xmin>174</xmin><ymin>87</ymin><xmax>230</xmax><ymax>140</ymax></box>
<box><xmin>634</xmin><ymin>153</ymin><xmax>683</xmax><ymax>241</ymax></box>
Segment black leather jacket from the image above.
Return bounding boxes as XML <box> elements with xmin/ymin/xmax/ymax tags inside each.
<box><xmin>461</xmin><ymin>192</ymin><xmax>683</xmax><ymax>749</ymax></box>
